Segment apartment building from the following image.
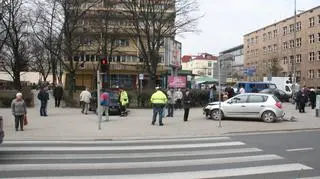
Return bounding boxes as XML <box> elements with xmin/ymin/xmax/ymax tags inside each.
<box><xmin>66</xmin><ymin>0</ymin><xmax>174</xmax><ymax>90</ymax></box>
<box><xmin>244</xmin><ymin>6</ymin><xmax>320</xmax><ymax>88</ymax></box>
<box><xmin>182</xmin><ymin>53</ymin><xmax>217</xmax><ymax>78</ymax></box>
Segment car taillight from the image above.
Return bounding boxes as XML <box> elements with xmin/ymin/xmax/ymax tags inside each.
<box><xmin>275</xmin><ymin>102</ymin><xmax>282</xmax><ymax>109</ymax></box>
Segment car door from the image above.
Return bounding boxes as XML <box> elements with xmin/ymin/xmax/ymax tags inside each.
<box><xmin>223</xmin><ymin>95</ymin><xmax>248</xmax><ymax>118</ymax></box>
<box><xmin>245</xmin><ymin>94</ymin><xmax>268</xmax><ymax>118</ymax></box>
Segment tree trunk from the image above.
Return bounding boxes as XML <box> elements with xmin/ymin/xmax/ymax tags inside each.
<box><xmin>52</xmin><ymin>58</ymin><xmax>57</xmax><ymax>84</ymax></box>
<box><xmin>68</xmin><ymin>71</ymin><xmax>76</xmax><ymax>98</ymax></box>
<box><xmin>13</xmin><ymin>70</ymin><xmax>21</xmax><ymax>90</ymax></box>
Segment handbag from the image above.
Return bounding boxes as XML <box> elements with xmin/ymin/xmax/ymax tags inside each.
<box><xmin>24</xmin><ymin>115</ymin><xmax>28</xmax><ymax>126</ymax></box>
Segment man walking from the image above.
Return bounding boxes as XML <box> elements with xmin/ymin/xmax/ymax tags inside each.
<box><xmin>150</xmin><ymin>87</ymin><xmax>167</xmax><ymax>126</ymax></box>
<box><xmin>166</xmin><ymin>88</ymin><xmax>175</xmax><ymax>117</ymax></box>
<box><xmin>296</xmin><ymin>88</ymin><xmax>308</xmax><ymax>113</ymax></box>
<box><xmin>53</xmin><ymin>84</ymin><xmax>64</xmax><ymax>107</ymax></box>
<box><xmin>38</xmin><ymin>86</ymin><xmax>49</xmax><ymax>117</ymax></box>
<box><xmin>100</xmin><ymin>90</ymin><xmax>110</xmax><ymax>121</ymax></box>
<box><xmin>174</xmin><ymin>88</ymin><xmax>183</xmax><ymax>110</ymax></box>
<box><xmin>80</xmin><ymin>87</ymin><xmax>91</xmax><ymax>115</ymax></box>
<box><xmin>119</xmin><ymin>87</ymin><xmax>129</xmax><ymax>117</ymax></box>
<box><xmin>183</xmin><ymin>89</ymin><xmax>192</xmax><ymax>122</ymax></box>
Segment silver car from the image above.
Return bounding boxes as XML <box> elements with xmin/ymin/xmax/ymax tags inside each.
<box><xmin>203</xmin><ymin>93</ymin><xmax>285</xmax><ymax>123</ymax></box>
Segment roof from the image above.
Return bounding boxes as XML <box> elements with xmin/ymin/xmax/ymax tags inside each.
<box><xmin>220</xmin><ymin>45</ymin><xmax>244</xmax><ymax>54</ymax></box>
<box><xmin>181</xmin><ymin>53</ymin><xmax>218</xmax><ymax>63</ymax></box>
<box><xmin>244</xmin><ymin>5</ymin><xmax>320</xmax><ymax>37</ymax></box>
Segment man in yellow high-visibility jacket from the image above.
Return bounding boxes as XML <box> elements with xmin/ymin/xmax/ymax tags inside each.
<box><xmin>150</xmin><ymin>87</ymin><xmax>167</xmax><ymax>126</ymax></box>
<box><xmin>119</xmin><ymin>88</ymin><xmax>129</xmax><ymax>117</ymax></box>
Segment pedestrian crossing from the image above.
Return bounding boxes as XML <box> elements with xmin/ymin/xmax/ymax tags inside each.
<box><xmin>0</xmin><ymin>136</ymin><xmax>315</xmax><ymax>179</ymax></box>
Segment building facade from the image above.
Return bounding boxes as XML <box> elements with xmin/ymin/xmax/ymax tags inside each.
<box><xmin>182</xmin><ymin>53</ymin><xmax>217</xmax><ymax>78</ymax></box>
<box><xmin>65</xmin><ymin>0</ymin><xmax>175</xmax><ymax>90</ymax></box>
<box><xmin>244</xmin><ymin>5</ymin><xmax>320</xmax><ymax>88</ymax></box>
<box><xmin>217</xmin><ymin>45</ymin><xmax>244</xmax><ymax>84</ymax></box>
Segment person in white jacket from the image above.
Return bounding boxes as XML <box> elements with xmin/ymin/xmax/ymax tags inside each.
<box><xmin>80</xmin><ymin>88</ymin><xmax>92</xmax><ymax>115</ymax></box>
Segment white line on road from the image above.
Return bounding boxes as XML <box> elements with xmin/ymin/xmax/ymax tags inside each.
<box><xmin>0</xmin><ymin>154</ymin><xmax>283</xmax><ymax>172</ymax></box>
<box><xmin>0</xmin><ymin>147</ymin><xmax>263</xmax><ymax>160</ymax></box>
<box><xmin>286</xmin><ymin>148</ymin><xmax>314</xmax><ymax>152</ymax></box>
<box><xmin>0</xmin><ymin>141</ymin><xmax>245</xmax><ymax>151</ymax></box>
<box><xmin>299</xmin><ymin>177</ymin><xmax>320</xmax><ymax>179</ymax></box>
<box><xmin>4</xmin><ymin>163</ymin><xmax>312</xmax><ymax>179</ymax></box>
<box><xmin>3</xmin><ymin>136</ymin><xmax>231</xmax><ymax>145</ymax></box>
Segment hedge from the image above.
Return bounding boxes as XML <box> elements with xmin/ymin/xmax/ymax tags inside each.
<box><xmin>0</xmin><ymin>87</ymin><xmax>34</xmax><ymax>108</ymax></box>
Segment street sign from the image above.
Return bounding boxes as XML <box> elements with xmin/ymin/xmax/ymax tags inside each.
<box><xmin>139</xmin><ymin>73</ymin><xmax>144</xmax><ymax>80</ymax></box>
<box><xmin>267</xmin><ymin>74</ymin><xmax>272</xmax><ymax>81</ymax></box>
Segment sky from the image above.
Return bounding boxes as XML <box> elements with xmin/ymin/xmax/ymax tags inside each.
<box><xmin>176</xmin><ymin>0</ymin><xmax>320</xmax><ymax>56</ymax></box>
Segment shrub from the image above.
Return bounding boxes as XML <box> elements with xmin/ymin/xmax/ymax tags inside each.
<box><xmin>63</xmin><ymin>91</ymin><xmax>78</xmax><ymax>108</ymax></box>
<box><xmin>0</xmin><ymin>88</ymin><xmax>34</xmax><ymax>108</ymax></box>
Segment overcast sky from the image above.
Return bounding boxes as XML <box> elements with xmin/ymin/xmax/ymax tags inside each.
<box><xmin>176</xmin><ymin>0</ymin><xmax>320</xmax><ymax>56</ymax></box>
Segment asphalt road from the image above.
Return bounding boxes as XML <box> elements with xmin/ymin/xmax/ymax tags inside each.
<box><xmin>0</xmin><ymin>131</ymin><xmax>319</xmax><ymax>179</ymax></box>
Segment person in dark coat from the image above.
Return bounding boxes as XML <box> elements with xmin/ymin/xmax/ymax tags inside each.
<box><xmin>38</xmin><ymin>86</ymin><xmax>49</xmax><ymax>116</ymax></box>
<box><xmin>296</xmin><ymin>89</ymin><xmax>308</xmax><ymax>113</ymax></box>
<box><xmin>182</xmin><ymin>88</ymin><xmax>192</xmax><ymax>122</ymax></box>
<box><xmin>309</xmin><ymin>89</ymin><xmax>316</xmax><ymax>109</ymax></box>
<box><xmin>53</xmin><ymin>84</ymin><xmax>64</xmax><ymax>107</ymax></box>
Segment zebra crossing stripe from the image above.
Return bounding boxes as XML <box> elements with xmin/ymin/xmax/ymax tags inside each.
<box><xmin>3</xmin><ymin>136</ymin><xmax>231</xmax><ymax>144</ymax></box>
<box><xmin>4</xmin><ymin>163</ymin><xmax>312</xmax><ymax>179</ymax></box>
<box><xmin>0</xmin><ymin>141</ymin><xmax>245</xmax><ymax>151</ymax></box>
<box><xmin>0</xmin><ymin>154</ymin><xmax>283</xmax><ymax>172</ymax></box>
<box><xmin>1</xmin><ymin>147</ymin><xmax>263</xmax><ymax>160</ymax></box>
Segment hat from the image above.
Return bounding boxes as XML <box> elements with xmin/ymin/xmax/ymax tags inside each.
<box><xmin>16</xmin><ymin>93</ymin><xmax>22</xmax><ymax>97</ymax></box>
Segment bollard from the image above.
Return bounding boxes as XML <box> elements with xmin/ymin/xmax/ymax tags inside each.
<box><xmin>316</xmin><ymin>95</ymin><xmax>320</xmax><ymax>117</ymax></box>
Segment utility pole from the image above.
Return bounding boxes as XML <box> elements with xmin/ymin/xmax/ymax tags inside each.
<box><xmin>292</xmin><ymin>0</ymin><xmax>297</xmax><ymax>95</ymax></box>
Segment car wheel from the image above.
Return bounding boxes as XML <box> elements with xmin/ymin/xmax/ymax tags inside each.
<box><xmin>261</xmin><ymin>111</ymin><xmax>276</xmax><ymax>123</ymax></box>
<box><xmin>210</xmin><ymin>109</ymin><xmax>223</xmax><ymax>120</ymax></box>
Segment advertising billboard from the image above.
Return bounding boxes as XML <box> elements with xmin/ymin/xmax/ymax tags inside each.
<box><xmin>168</xmin><ymin>76</ymin><xmax>187</xmax><ymax>88</ymax></box>
<box><xmin>164</xmin><ymin>38</ymin><xmax>182</xmax><ymax>67</ymax></box>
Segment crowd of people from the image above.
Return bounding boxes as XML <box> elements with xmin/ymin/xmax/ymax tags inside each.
<box><xmin>295</xmin><ymin>86</ymin><xmax>317</xmax><ymax>113</ymax></box>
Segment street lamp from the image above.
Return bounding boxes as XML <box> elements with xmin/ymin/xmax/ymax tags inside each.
<box><xmin>292</xmin><ymin>0</ymin><xmax>297</xmax><ymax>96</ymax></box>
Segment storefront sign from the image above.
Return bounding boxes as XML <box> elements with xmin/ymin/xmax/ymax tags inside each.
<box><xmin>168</xmin><ymin>76</ymin><xmax>186</xmax><ymax>88</ymax></box>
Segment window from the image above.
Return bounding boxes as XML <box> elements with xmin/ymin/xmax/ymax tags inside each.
<box><xmin>273</xmin><ymin>29</ymin><xmax>278</xmax><ymax>37</ymax></box>
<box><xmin>318</xmin><ymin>51</ymin><xmax>320</xmax><ymax>60</ymax></box>
<box><xmin>268</xmin><ymin>32</ymin><xmax>272</xmax><ymax>39</ymax></box>
<box><xmin>296</xmin><ymin>71</ymin><xmax>301</xmax><ymax>77</ymax></box>
<box><xmin>290</xmin><ymin>56</ymin><xmax>294</xmax><ymax>64</ymax></box>
<box><xmin>296</xmin><ymin>38</ymin><xmax>301</xmax><ymax>47</ymax></box>
<box><xmin>318</xmin><ymin>69</ymin><xmax>320</xmax><ymax>78</ymax></box>
<box><xmin>208</xmin><ymin>61</ymin><xmax>212</xmax><ymax>67</ymax></box>
<box><xmin>263</xmin><ymin>46</ymin><xmax>267</xmax><ymax>54</ymax></box>
<box><xmin>267</xmin><ymin>45</ymin><xmax>272</xmax><ymax>52</ymax></box>
<box><xmin>318</xmin><ymin>15</ymin><xmax>320</xmax><ymax>24</ymax></box>
<box><xmin>263</xmin><ymin>33</ymin><xmax>267</xmax><ymax>41</ymax></box>
<box><xmin>289</xmin><ymin>40</ymin><xmax>295</xmax><ymax>48</ymax></box>
<box><xmin>248</xmin><ymin>95</ymin><xmax>267</xmax><ymax>103</ymax></box>
<box><xmin>283</xmin><ymin>41</ymin><xmax>288</xmax><ymax>49</ymax></box>
<box><xmin>318</xmin><ymin>33</ymin><xmax>320</xmax><ymax>42</ymax></box>
<box><xmin>309</xmin><ymin>52</ymin><xmax>315</xmax><ymax>61</ymax></box>
<box><xmin>289</xmin><ymin>24</ymin><xmax>294</xmax><ymax>32</ymax></box>
<box><xmin>309</xmin><ymin>17</ymin><xmax>315</xmax><ymax>27</ymax></box>
<box><xmin>309</xmin><ymin>34</ymin><xmax>315</xmax><ymax>44</ymax></box>
<box><xmin>283</xmin><ymin>26</ymin><xmax>288</xmax><ymax>35</ymax></box>
<box><xmin>273</xmin><ymin>44</ymin><xmax>278</xmax><ymax>51</ymax></box>
<box><xmin>231</xmin><ymin>95</ymin><xmax>247</xmax><ymax>103</ymax></box>
<box><xmin>296</xmin><ymin>22</ymin><xmax>301</xmax><ymax>31</ymax></box>
<box><xmin>308</xmin><ymin>70</ymin><xmax>315</xmax><ymax>79</ymax></box>
<box><xmin>114</xmin><ymin>39</ymin><xmax>129</xmax><ymax>46</ymax></box>
<box><xmin>283</xmin><ymin>56</ymin><xmax>288</xmax><ymax>64</ymax></box>
<box><xmin>296</xmin><ymin>54</ymin><xmax>301</xmax><ymax>63</ymax></box>
<box><xmin>207</xmin><ymin>70</ymin><xmax>212</xmax><ymax>76</ymax></box>
<box><xmin>255</xmin><ymin>36</ymin><xmax>259</xmax><ymax>43</ymax></box>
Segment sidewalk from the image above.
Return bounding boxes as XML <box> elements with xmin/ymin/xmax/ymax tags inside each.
<box><xmin>2</xmin><ymin>91</ymin><xmax>320</xmax><ymax>140</ymax></box>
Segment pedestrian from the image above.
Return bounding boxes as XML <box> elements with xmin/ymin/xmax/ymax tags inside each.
<box><xmin>166</xmin><ymin>88</ymin><xmax>175</xmax><ymax>117</ymax></box>
<box><xmin>100</xmin><ymin>89</ymin><xmax>110</xmax><ymax>121</ymax></box>
<box><xmin>182</xmin><ymin>88</ymin><xmax>192</xmax><ymax>122</ymax></box>
<box><xmin>225</xmin><ymin>86</ymin><xmax>234</xmax><ymax>99</ymax></box>
<box><xmin>296</xmin><ymin>88</ymin><xmax>308</xmax><ymax>113</ymax></box>
<box><xmin>174</xmin><ymin>88</ymin><xmax>183</xmax><ymax>110</ymax></box>
<box><xmin>38</xmin><ymin>86</ymin><xmax>49</xmax><ymax>116</ymax></box>
<box><xmin>53</xmin><ymin>83</ymin><xmax>64</xmax><ymax>107</ymax></box>
<box><xmin>209</xmin><ymin>85</ymin><xmax>217</xmax><ymax>103</ymax></box>
<box><xmin>309</xmin><ymin>88</ymin><xmax>316</xmax><ymax>109</ymax></box>
<box><xmin>150</xmin><ymin>87</ymin><xmax>167</xmax><ymax>126</ymax></box>
<box><xmin>239</xmin><ymin>85</ymin><xmax>246</xmax><ymax>94</ymax></box>
<box><xmin>11</xmin><ymin>93</ymin><xmax>27</xmax><ymax>131</ymax></box>
<box><xmin>119</xmin><ymin>87</ymin><xmax>129</xmax><ymax>117</ymax></box>
<box><xmin>251</xmin><ymin>85</ymin><xmax>259</xmax><ymax>93</ymax></box>
<box><xmin>79</xmin><ymin>87</ymin><xmax>92</xmax><ymax>115</ymax></box>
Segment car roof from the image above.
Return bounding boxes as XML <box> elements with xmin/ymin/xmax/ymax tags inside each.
<box><xmin>238</xmin><ymin>93</ymin><xmax>273</xmax><ymax>96</ymax></box>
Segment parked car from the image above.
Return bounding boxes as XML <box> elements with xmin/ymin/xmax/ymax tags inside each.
<box><xmin>203</xmin><ymin>93</ymin><xmax>285</xmax><ymax>123</ymax></box>
<box><xmin>89</xmin><ymin>89</ymin><xmax>121</xmax><ymax>115</ymax></box>
<box><xmin>259</xmin><ymin>88</ymin><xmax>290</xmax><ymax>102</ymax></box>
<box><xmin>0</xmin><ymin>116</ymin><xmax>4</xmax><ymax>144</ymax></box>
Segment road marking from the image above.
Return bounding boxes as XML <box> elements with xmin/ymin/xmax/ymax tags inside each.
<box><xmin>0</xmin><ymin>154</ymin><xmax>283</xmax><ymax>172</ymax></box>
<box><xmin>286</xmin><ymin>148</ymin><xmax>314</xmax><ymax>152</ymax></box>
<box><xmin>0</xmin><ymin>147</ymin><xmax>263</xmax><ymax>160</ymax></box>
<box><xmin>3</xmin><ymin>136</ymin><xmax>231</xmax><ymax>144</ymax></box>
<box><xmin>5</xmin><ymin>163</ymin><xmax>312</xmax><ymax>179</ymax></box>
<box><xmin>0</xmin><ymin>141</ymin><xmax>245</xmax><ymax>151</ymax></box>
<box><xmin>299</xmin><ymin>177</ymin><xmax>320</xmax><ymax>179</ymax></box>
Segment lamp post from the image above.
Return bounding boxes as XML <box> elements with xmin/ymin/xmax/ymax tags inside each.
<box><xmin>292</xmin><ymin>0</ymin><xmax>297</xmax><ymax>96</ymax></box>
<box><xmin>218</xmin><ymin>54</ymin><xmax>222</xmax><ymax>128</ymax></box>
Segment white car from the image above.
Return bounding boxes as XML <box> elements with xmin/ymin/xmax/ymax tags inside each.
<box><xmin>203</xmin><ymin>93</ymin><xmax>285</xmax><ymax>123</ymax></box>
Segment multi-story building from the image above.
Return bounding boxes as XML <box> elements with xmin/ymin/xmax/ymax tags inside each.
<box><xmin>65</xmin><ymin>0</ymin><xmax>175</xmax><ymax>90</ymax></box>
<box><xmin>244</xmin><ymin>5</ymin><xmax>320</xmax><ymax>88</ymax></box>
<box><xmin>182</xmin><ymin>53</ymin><xmax>217</xmax><ymax>78</ymax></box>
<box><xmin>216</xmin><ymin>45</ymin><xmax>244</xmax><ymax>84</ymax></box>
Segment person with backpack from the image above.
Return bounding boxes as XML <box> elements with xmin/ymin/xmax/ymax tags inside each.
<box><xmin>100</xmin><ymin>90</ymin><xmax>110</xmax><ymax>121</ymax></box>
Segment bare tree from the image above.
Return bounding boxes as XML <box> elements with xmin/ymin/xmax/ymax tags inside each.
<box><xmin>0</xmin><ymin>0</ymin><xmax>30</xmax><ymax>90</ymax></box>
<box><xmin>120</xmin><ymin>0</ymin><xmax>201</xmax><ymax>88</ymax></box>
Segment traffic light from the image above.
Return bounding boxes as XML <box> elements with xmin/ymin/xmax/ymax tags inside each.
<box><xmin>100</xmin><ymin>58</ymin><xmax>108</xmax><ymax>73</ymax></box>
